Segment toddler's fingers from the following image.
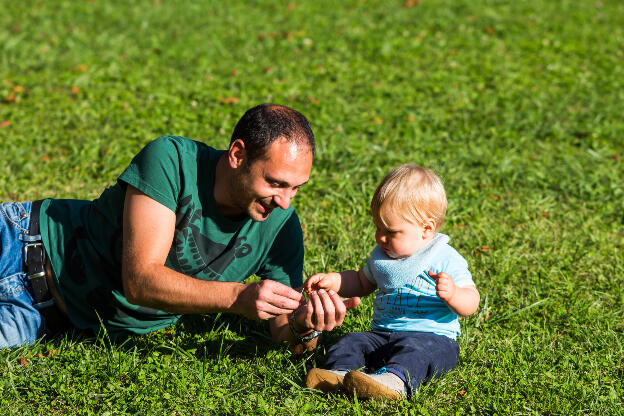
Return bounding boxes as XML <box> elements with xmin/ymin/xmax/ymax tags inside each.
<box><xmin>303</xmin><ymin>274</ymin><xmax>321</xmax><ymax>292</ymax></box>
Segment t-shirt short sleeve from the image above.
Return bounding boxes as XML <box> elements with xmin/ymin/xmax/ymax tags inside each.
<box><xmin>256</xmin><ymin>212</ymin><xmax>304</xmax><ymax>289</ymax></box>
<box><xmin>441</xmin><ymin>250</ymin><xmax>474</xmax><ymax>288</ymax></box>
<box><xmin>118</xmin><ymin>136</ymin><xmax>183</xmax><ymax>212</ymax></box>
<box><xmin>362</xmin><ymin>257</ymin><xmax>376</xmax><ymax>284</ymax></box>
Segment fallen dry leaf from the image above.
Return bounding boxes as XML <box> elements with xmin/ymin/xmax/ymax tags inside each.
<box><xmin>18</xmin><ymin>357</ymin><xmax>29</xmax><ymax>366</ymax></box>
<box><xmin>486</xmin><ymin>27</ymin><xmax>496</xmax><ymax>34</ymax></box>
<box><xmin>476</xmin><ymin>246</ymin><xmax>491</xmax><ymax>256</ymax></box>
<box><xmin>458</xmin><ymin>389</ymin><xmax>467</xmax><ymax>397</ymax></box>
<box><xmin>71</xmin><ymin>86</ymin><xmax>80</xmax><ymax>95</ymax></box>
<box><xmin>74</xmin><ymin>64</ymin><xmax>88</xmax><ymax>72</ymax></box>
<box><xmin>219</xmin><ymin>97</ymin><xmax>239</xmax><ymax>104</ymax></box>
<box><xmin>13</xmin><ymin>85</ymin><xmax>23</xmax><ymax>93</ymax></box>
<box><xmin>404</xmin><ymin>0</ymin><xmax>420</xmax><ymax>8</ymax></box>
<box><xmin>5</xmin><ymin>92</ymin><xmax>15</xmax><ymax>102</ymax></box>
<box><xmin>0</xmin><ymin>120</ymin><xmax>10</xmax><ymax>128</ymax></box>
<box><xmin>309</xmin><ymin>96</ymin><xmax>319</xmax><ymax>105</ymax></box>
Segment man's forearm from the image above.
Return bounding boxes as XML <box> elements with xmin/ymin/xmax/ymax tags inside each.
<box><xmin>122</xmin><ymin>262</ymin><xmax>245</xmax><ymax>314</ymax></box>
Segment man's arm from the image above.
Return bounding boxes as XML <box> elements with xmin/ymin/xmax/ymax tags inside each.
<box><xmin>121</xmin><ymin>185</ymin><xmax>303</xmax><ymax>319</ymax></box>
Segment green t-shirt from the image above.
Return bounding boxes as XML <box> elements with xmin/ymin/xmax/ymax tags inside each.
<box><xmin>40</xmin><ymin>136</ymin><xmax>304</xmax><ymax>335</ymax></box>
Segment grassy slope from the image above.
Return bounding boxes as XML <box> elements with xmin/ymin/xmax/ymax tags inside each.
<box><xmin>1</xmin><ymin>0</ymin><xmax>623</xmax><ymax>414</ymax></box>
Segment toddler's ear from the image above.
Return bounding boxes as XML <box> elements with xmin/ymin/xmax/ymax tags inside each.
<box><xmin>422</xmin><ymin>219</ymin><xmax>436</xmax><ymax>238</ymax></box>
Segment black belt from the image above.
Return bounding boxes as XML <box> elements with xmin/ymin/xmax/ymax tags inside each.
<box><xmin>26</xmin><ymin>200</ymin><xmax>69</xmax><ymax>336</ymax></box>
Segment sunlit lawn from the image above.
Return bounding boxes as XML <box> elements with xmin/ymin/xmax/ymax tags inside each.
<box><xmin>1</xmin><ymin>0</ymin><xmax>623</xmax><ymax>414</ymax></box>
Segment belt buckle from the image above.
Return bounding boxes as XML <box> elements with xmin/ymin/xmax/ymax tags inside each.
<box><xmin>24</xmin><ymin>242</ymin><xmax>46</xmax><ymax>279</ymax></box>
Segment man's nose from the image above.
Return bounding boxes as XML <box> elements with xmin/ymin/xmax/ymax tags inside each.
<box><xmin>273</xmin><ymin>189</ymin><xmax>295</xmax><ymax>210</ymax></box>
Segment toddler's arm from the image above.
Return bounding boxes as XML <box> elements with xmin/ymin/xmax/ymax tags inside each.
<box><xmin>428</xmin><ymin>271</ymin><xmax>480</xmax><ymax>317</ymax></box>
<box><xmin>304</xmin><ymin>269</ymin><xmax>376</xmax><ymax>298</ymax></box>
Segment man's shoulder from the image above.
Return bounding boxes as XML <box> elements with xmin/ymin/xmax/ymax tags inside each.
<box><xmin>146</xmin><ymin>135</ymin><xmax>217</xmax><ymax>154</ymax></box>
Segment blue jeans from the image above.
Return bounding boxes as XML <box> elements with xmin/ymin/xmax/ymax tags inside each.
<box><xmin>323</xmin><ymin>330</ymin><xmax>460</xmax><ymax>392</ymax></box>
<box><xmin>0</xmin><ymin>201</ymin><xmax>49</xmax><ymax>348</ymax></box>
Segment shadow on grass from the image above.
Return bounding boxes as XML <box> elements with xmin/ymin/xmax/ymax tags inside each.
<box><xmin>41</xmin><ymin>312</ymin><xmax>350</xmax><ymax>366</ymax></box>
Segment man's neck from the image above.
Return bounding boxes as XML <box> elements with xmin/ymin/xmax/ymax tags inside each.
<box><xmin>213</xmin><ymin>154</ymin><xmax>247</xmax><ymax>220</ymax></box>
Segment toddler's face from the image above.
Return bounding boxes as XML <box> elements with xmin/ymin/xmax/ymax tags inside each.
<box><xmin>374</xmin><ymin>212</ymin><xmax>433</xmax><ymax>259</ymax></box>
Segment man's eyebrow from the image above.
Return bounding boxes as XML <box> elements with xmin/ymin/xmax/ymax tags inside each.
<box><xmin>265</xmin><ymin>175</ymin><xmax>308</xmax><ymax>188</ymax></box>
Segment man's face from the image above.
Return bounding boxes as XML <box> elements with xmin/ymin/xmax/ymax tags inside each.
<box><xmin>234</xmin><ymin>139</ymin><xmax>313</xmax><ymax>222</ymax></box>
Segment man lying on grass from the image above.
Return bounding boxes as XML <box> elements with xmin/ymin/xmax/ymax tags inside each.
<box><xmin>305</xmin><ymin>165</ymin><xmax>480</xmax><ymax>399</ymax></box>
<box><xmin>0</xmin><ymin>103</ymin><xmax>358</xmax><ymax>351</ymax></box>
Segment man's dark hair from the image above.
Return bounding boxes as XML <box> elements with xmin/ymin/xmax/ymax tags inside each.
<box><xmin>230</xmin><ymin>103</ymin><xmax>315</xmax><ymax>163</ymax></box>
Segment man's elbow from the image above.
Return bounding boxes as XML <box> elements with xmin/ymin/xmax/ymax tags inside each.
<box><xmin>121</xmin><ymin>269</ymin><xmax>144</xmax><ymax>305</ymax></box>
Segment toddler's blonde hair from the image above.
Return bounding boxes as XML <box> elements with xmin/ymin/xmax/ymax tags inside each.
<box><xmin>371</xmin><ymin>164</ymin><xmax>447</xmax><ymax>231</ymax></box>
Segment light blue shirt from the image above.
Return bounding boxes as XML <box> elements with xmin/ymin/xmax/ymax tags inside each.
<box><xmin>362</xmin><ymin>233</ymin><xmax>474</xmax><ymax>339</ymax></box>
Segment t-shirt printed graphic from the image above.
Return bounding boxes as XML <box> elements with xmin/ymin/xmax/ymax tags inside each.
<box><xmin>169</xmin><ymin>194</ymin><xmax>253</xmax><ymax>280</ymax></box>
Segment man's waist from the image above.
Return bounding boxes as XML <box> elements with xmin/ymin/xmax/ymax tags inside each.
<box><xmin>26</xmin><ymin>199</ymin><xmax>70</xmax><ymax>334</ymax></box>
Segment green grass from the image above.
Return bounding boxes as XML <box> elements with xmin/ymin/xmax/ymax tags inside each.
<box><xmin>1</xmin><ymin>0</ymin><xmax>623</xmax><ymax>414</ymax></box>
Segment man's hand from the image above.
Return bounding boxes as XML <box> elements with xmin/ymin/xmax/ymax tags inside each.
<box><xmin>428</xmin><ymin>271</ymin><xmax>457</xmax><ymax>302</ymax></box>
<box><xmin>293</xmin><ymin>289</ymin><xmax>360</xmax><ymax>332</ymax></box>
<box><xmin>232</xmin><ymin>279</ymin><xmax>304</xmax><ymax>320</ymax></box>
<box><xmin>304</xmin><ymin>272</ymin><xmax>342</xmax><ymax>294</ymax></box>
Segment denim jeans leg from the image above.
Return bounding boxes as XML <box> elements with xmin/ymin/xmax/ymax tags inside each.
<box><xmin>323</xmin><ymin>331</ymin><xmax>387</xmax><ymax>372</ymax></box>
<box><xmin>0</xmin><ymin>201</ymin><xmax>44</xmax><ymax>348</ymax></box>
<box><xmin>384</xmin><ymin>331</ymin><xmax>460</xmax><ymax>391</ymax></box>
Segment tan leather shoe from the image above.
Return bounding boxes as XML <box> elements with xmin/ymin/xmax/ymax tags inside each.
<box><xmin>306</xmin><ymin>368</ymin><xmax>347</xmax><ymax>392</ymax></box>
<box><xmin>343</xmin><ymin>370</ymin><xmax>406</xmax><ymax>400</ymax></box>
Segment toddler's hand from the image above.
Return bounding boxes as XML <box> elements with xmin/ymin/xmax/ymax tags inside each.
<box><xmin>428</xmin><ymin>271</ymin><xmax>456</xmax><ymax>303</ymax></box>
<box><xmin>304</xmin><ymin>272</ymin><xmax>342</xmax><ymax>294</ymax></box>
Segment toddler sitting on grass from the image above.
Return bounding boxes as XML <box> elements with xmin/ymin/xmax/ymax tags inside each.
<box><xmin>304</xmin><ymin>164</ymin><xmax>480</xmax><ymax>399</ymax></box>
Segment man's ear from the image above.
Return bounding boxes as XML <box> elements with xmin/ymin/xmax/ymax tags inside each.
<box><xmin>228</xmin><ymin>139</ymin><xmax>246</xmax><ymax>169</ymax></box>
<box><xmin>422</xmin><ymin>219</ymin><xmax>437</xmax><ymax>238</ymax></box>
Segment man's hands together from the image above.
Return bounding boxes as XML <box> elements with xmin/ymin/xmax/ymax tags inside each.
<box><xmin>232</xmin><ymin>278</ymin><xmax>360</xmax><ymax>333</ymax></box>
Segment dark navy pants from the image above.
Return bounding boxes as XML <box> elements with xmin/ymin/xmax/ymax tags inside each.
<box><xmin>323</xmin><ymin>330</ymin><xmax>460</xmax><ymax>391</ymax></box>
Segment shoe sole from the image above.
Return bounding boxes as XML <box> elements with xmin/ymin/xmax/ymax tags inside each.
<box><xmin>306</xmin><ymin>369</ymin><xmax>344</xmax><ymax>393</ymax></box>
<box><xmin>343</xmin><ymin>371</ymin><xmax>403</xmax><ymax>400</ymax></box>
